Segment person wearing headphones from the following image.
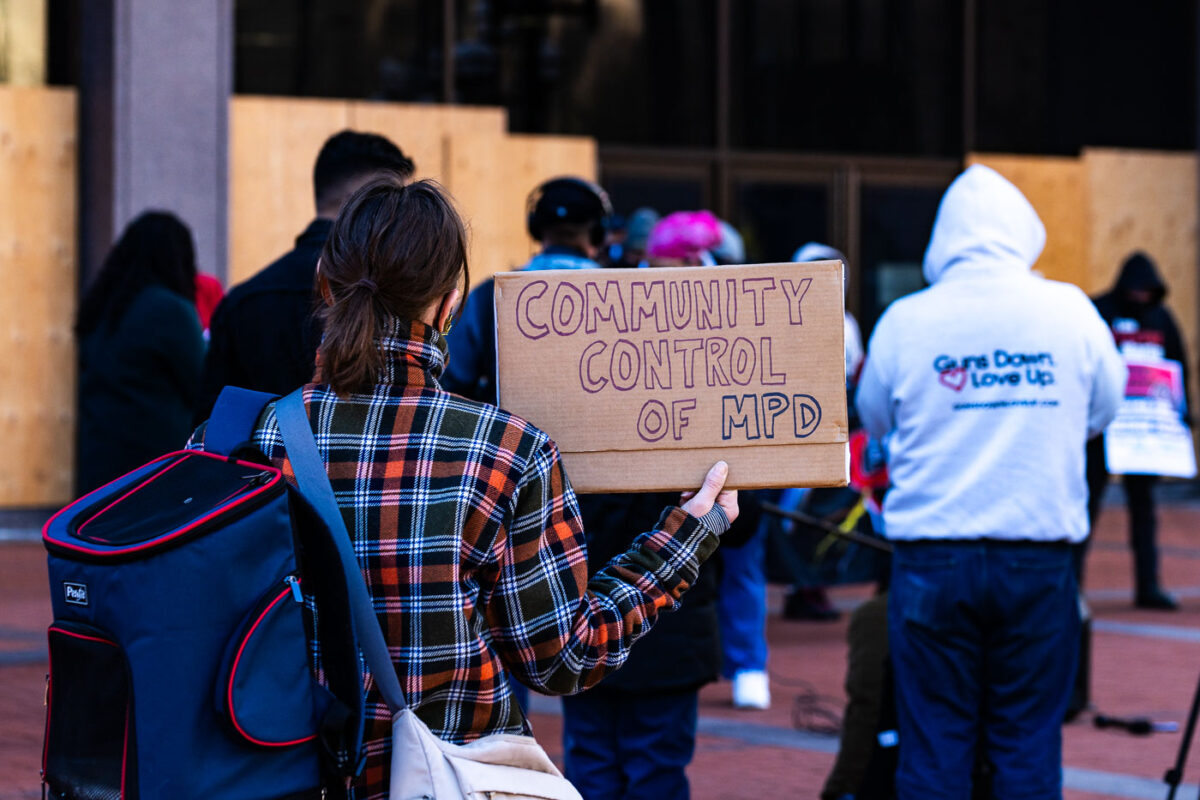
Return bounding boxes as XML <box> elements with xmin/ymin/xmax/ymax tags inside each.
<box><xmin>442</xmin><ymin>176</ymin><xmax>612</xmax><ymax>406</ymax></box>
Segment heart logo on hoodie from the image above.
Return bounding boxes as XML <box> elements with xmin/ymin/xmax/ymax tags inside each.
<box><xmin>939</xmin><ymin>367</ymin><xmax>968</xmax><ymax>392</ymax></box>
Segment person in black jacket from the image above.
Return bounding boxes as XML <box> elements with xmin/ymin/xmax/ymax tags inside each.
<box><xmin>196</xmin><ymin>130</ymin><xmax>415</xmax><ymax>421</ymax></box>
<box><xmin>76</xmin><ymin>212</ymin><xmax>205</xmax><ymax>495</ymax></box>
<box><xmin>1083</xmin><ymin>251</ymin><xmax>1191</xmax><ymax>610</ymax></box>
<box><xmin>561</xmin><ymin>491</ymin><xmax>758</xmax><ymax>800</ymax></box>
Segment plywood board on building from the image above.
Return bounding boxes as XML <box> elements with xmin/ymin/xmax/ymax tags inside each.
<box><xmin>347</xmin><ymin>102</ymin><xmax>506</xmax><ymax>185</ymax></box>
<box><xmin>448</xmin><ymin>133</ymin><xmax>597</xmax><ymax>285</ymax></box>
<box><xmin>0</xmin><ymin>0</ymin><xmax>47</xmax><ymax>85</ymax></box>
<box><xmin>967</xmin><ymin>153</ymin><xmax>1089</xmax><ymax>289</ymax></box>
<box><xmin>1085</xmin><ymin>148</ymin><xmax>1199</xmax><ymax>418</ymax></box>
<box><xmin>0</xmin><ymin>85</ymin><xmax>76</xmax><ymax>507</ymax></box>
<box><xmin>229</xmin><ymin>95</ymin><xmax>351</xmax><ymax>285</ymax></box>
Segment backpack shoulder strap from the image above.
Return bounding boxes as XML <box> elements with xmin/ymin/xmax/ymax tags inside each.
<box><xmin>275</xmin><ymin>389</ymin><xmax>409</xmax><ymax>714</ymax></box>
<box><xmin>206</xmin><ymin>387</ymin><xmax>278</xmax><ymax>456</ymax></box>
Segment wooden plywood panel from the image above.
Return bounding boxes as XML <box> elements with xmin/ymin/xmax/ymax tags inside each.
<box><xmin>1</xmin><ymin>0</ymin><xmax>47</xmax><ymax>85</ymax></box>
<box><xmin>1085</xmin><ymin>148</ymin><xmax>1198</xmax><ymax>411</ymax></box>
<box><xmin>448</xmin><ymin>133</ymin><xmax>597</xmax><ymax>286</ymax></box>
<box><xmin>0</xmin><ymin>86</ymin><xmax>76</xmax><ymax>506</ymax></box>
<box><xmin>967</xmin><ymin>153</ymin><xmax>1090</xmax><ymax>289</ymax></box>
<box><xmin>347</xmin><ymin>102</ymin><xmax>506</xmax><ymax>185</ymax></box>
<box><xmin>229</xmin><ymin>95</ymin><xmax>351</xmax><ymax>285</ymax></box>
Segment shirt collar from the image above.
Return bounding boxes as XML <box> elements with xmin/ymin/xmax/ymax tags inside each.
<box><xmin>375</xmin><ymin>317</ymin><xmax>447</xmax><ymax>387</ymax></box>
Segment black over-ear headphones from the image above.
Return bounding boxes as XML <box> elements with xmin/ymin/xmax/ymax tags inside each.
<box><xmin>526</xmin><ymin>176</ymin><xmax>614</xmax><ymax>248</ymax></box>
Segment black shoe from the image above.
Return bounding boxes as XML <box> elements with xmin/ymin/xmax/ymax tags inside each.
<box><xmin>1135</xmin><ymin>590</ymin><xmax>1180</xmax><ymax>611</ymax></box>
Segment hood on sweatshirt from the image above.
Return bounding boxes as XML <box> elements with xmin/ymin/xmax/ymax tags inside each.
<box><xmin>922</xmin><ymin>164</ymin><xmax>1046</xmax><ymax>285</ymax></box>
<box><xmin>1112</xmin><ymin>251</ymin><xmax>1167</xmax><ymax>303</ymax></box>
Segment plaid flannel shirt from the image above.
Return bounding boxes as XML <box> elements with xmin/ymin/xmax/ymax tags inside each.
<box><xmin>238</xmin><ymin>318</ymin><xmax>719</xmax><ymax>799</ymax></box>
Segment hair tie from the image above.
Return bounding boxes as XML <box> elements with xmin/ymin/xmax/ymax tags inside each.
<box><xmin>350</xmin><ymin>277</ymin><xmax>378</xmax><ymax>292</ymax></box>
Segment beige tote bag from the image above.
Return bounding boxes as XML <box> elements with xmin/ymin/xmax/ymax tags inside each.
<box><xmin>388</xmin><ymin>705</ymin><xmax>583</xmax><ymax>800</ymax></box>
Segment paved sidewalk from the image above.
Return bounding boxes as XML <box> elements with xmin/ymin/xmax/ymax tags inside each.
<box><xmin>4</xmin><ymin>498</ymin><xmax>1200</xmax><ymax>798</ymax></box>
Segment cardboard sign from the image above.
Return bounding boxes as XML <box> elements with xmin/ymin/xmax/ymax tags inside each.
<box><xmin>1105</xmin><ymin>358</ymin><xmax>1197</xmax><ymax>478</ymax></box>
<box><xmin>494</xmin><ymin>262</ymin><xmax>849</xmax><ymax>493</ymax></box>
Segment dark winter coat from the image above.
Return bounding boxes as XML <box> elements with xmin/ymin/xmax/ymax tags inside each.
<box><xmin>574</xmin><ymin>492</ymin><xmax>722</xmax><ymax>694</ymax></box>
<box><xmin>76</xmin><ymin>285</ymin><xmax>205</xmax><ymax>495</ymax></box>
<box><xmin>575</xmin><ymin>492</ymin><xmax>759</xmax><ymax>694</ymax></box>
<box><xmin>195</xmin><ymin>219</ymin><xmax>331</xmax><ymax>421</ymax></box>
<box><xmin>1092</xmin><ymin>252</ymin><xmax>1191</xmax><ymax>422</ymax></box>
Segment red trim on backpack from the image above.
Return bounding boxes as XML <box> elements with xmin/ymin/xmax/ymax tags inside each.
<box><xmin>226</xmin><ymin>583</ymin><xmax>318</xmax><ymax>748</ymax></box>
<box><xmin>47</xmin><ymin>626</ymin><xmax>120</xmax><ymax>648</ymax></box>
<box><xmin>74</xmin><ymin>456</ymin><xmax>190</xmax><ymax>541</ymax></box>
<box><xmin>42</xmin><ymin>452</ymin><xmax>179</xmax><ymax>541</ymax></box>
<box><xmin>43</xmin><ymin>451</ymin><xmax>283</xmax><ymax>558</ymax></box>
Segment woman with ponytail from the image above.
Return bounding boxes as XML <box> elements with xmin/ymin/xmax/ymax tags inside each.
<box><xmin>207</xmin><ymin>176</ymin><xmax>737</xmax><ymax>800</ymax></box>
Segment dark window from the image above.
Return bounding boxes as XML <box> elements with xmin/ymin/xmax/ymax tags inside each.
<box><xmin>857</xmin><ymin>183</ymin><xmax>944</xmax><ymax>336</ymax></box>
<box><xmin>235</xmin><ymin>0</ymin><xmax>445</xmax><ymax>101</ymax></box>
<box><xmin>454</xmin><ymin>0</ymin><xmax>717</xmax><ymax>146</ymax></box>
<box><xmin>975</xmin><ymin>0</ymin><xmax>1196</xmax><ymax>153</ymax></box>
<box><xmin>730</xmin><ymin>0</ymin><xmax>963</xmax><ymax>156</ymax></box>
<box><xmin>734</xmin><ymin>181</ymin><xmax>829</xmax><ymax>263</ymax></box>
<box><xmin>602</xmin><ymin>174</ymin><xmax>708</xmax><ymax>220</ymax></box>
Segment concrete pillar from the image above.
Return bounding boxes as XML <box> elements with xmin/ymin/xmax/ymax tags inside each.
<box><xmin>79</xmin><ymin>0</ymin><xmax>232</xmax><ymax>285</ymax></box>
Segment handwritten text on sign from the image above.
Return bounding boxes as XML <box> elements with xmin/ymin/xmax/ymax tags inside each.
<box><xmin>495</xmin><ymin>262</ymin><xmax>847</xmax><ymax>455</ymax></box>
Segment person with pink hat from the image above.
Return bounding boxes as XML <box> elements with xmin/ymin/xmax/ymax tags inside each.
<box><xmin>645</xmin><ymin>210</ymin><xmax>723</xmax><ymax>267</ymax></box>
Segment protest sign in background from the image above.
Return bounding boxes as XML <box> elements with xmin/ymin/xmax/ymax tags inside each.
<box><xmin>1105</xmin><ymin>358</ymin><xmax>1197</xmax><ymax>478</ymax></box>
<box><xmin>495</xmin><ymin>261</ymin><xmax>849</xmax><ymax>492</ymax></box>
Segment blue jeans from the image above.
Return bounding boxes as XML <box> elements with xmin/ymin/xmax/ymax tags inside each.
<box><xmin>562</xmin><ymin>689</ymin><xmax>699</xmax><ymax>800</ymax></box>
<box><xmin>718</xmin><ymin>519</ymin><xmax>769</xmax><ymax>676</ymax></box>
<box><xmin>888</xmin><ymin>540</ymin><xmax>1079</xmax><ymax>800</ymax></box>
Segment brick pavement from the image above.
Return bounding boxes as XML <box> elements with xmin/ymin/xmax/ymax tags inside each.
<box><xmin>3</xmin><ymin>498</ymin><xmax>1200</xmax><ymax>798</ymax></box>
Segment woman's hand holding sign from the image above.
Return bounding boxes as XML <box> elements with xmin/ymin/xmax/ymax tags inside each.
<box><xmin>680</xmin><ymin>461</ymin><xmax>739</xmax><ymax>528</ymax></box>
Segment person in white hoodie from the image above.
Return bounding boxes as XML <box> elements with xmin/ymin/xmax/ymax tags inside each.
<box><xmin>855</xmin><ymin>164</ymin><xmax>1126</xmax><ymax>800</ymax></box>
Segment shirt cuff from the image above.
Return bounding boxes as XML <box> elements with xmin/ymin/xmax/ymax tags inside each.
<box><xmin>695</xmin><ymin>505</ymin><xmax>731</xmax><ymax>537</ymax></box>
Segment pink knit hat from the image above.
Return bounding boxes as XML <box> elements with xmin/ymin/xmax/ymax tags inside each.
<box><xmin>646</xmin><ymin>211</ymin><xmax>723</xmax><ymax>261</ymax></box>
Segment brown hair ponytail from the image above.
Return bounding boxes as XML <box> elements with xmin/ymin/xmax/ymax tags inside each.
<box><xmin>317</xmin><ymin>176</ymin><xmax>469</xmax><ymax>394</ymax></box>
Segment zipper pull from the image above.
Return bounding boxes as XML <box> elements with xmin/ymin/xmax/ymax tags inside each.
<box><xmin>243</xmin><ymin>470</ymin><xmax>273</xmax><ymax>488</ymax></box>
<box><xmin>284</xmin><ymin>574</ymin><xmax>303</xmax><ymax>603</ymax></box>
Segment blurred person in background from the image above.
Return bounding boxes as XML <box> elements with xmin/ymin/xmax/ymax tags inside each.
<box><xmin>856</xmin><ymin>165</ymin><xmax>1125</xmax><ymax>799</ymax></box>
<box><xmin>597</xmin><ymin>212</ymin><xmax>626</xmax><ymax>267</ymax></box>
<box><xmin>75</xmin><ymin>211</ymin><xmax>204</xmax><ymax>495</ymax></box>
<box><xmin>1082</xmin><ymin>251</ymin><xmax>1191</xmax><ymax>609</ymax></box>
<box><xmin>443</xmin><ymin>176</ymin><xmax>611</xmax><ymax>405</ymax></box>
<box><xmin>621</xmin><ymin>207</ymin><xmax>661</xmax><ymax>268</ymax></box>
<box><xmin>644</xmin><ymin>210</ymin><xmax>722</xmax><ymax>267</ymax></box>
<box><xmin>778</xmin><ymin>243</ymin><xmax>866</xmax><ymax>623</ymax></box>
<box><xmin>710</xmin><ymin>219</ymin><xmax>745</xmax><ymax>267</ymax></box>
<box><xmin>197</xmin><ymin>130</ymin><xmax>415</xmax><ymax>420</ymax></box>
<box><xmin>794</xmin><ymin>243</ymin><xmax>864</xmax><ymax>382</ymax></box>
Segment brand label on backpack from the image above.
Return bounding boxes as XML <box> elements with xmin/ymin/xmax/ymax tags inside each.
<box><xmin>63</xmin><ymin>582</ymin><xmax>89</xmax><ymax>607</ymax></box>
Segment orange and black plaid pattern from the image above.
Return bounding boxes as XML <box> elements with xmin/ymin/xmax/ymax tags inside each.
<box><xmin>245</xmin><ymin>318</ymin><xmax>719</xmax><ymax>800</ymax></box>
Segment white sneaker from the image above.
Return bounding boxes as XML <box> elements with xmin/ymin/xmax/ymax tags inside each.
<box><xmin>732</xmin><ymin>669</ymin><xmax>771</xmax><ymax>710</ymax></box>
